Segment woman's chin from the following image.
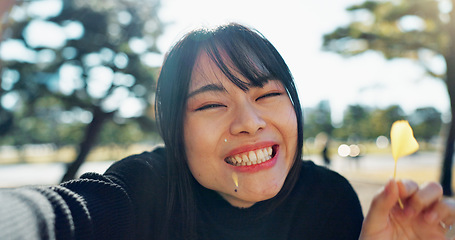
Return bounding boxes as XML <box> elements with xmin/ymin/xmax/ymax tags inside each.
<box><xmin>217</xmin><ymin>182</ymin><xmax>282</xmax><ymax>207</ymax></box>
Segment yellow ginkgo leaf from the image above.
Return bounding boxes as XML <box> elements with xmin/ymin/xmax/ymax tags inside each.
<box><xmin>391</xmin><ymin>120</ymin><xmax>419</xmax><ymax>162</ymax></box>
<box><xmin>390</xmin><ymin>120</ymin><xmax>419</xmax><ymax>209</ymax></box>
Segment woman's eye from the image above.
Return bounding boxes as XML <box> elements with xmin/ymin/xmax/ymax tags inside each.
<box><xmin>195</xmin><ymin>104</ymin><xmax>225</xmax><ymax>111</ymax></box>
<box><xmin>256</xmin><ymin>92</ymin><xmax>282</xmax><ymax>101</ymax></box>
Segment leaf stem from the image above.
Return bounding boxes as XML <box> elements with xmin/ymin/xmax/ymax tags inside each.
<box><xmin>393</xmin><ymin>161</ymin><xmax>404</xmax><ymax>209</ymax></box>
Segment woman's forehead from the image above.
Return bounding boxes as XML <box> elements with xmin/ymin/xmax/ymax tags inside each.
<box><xmin>189</xmin><ymin>48</ymin><xmax>270</xmax><ymax>92</ymax></box>
<box><xmin>189</xmin><ymin>50</ymin><xmax>236</xmax><ymax>90</ymax></box>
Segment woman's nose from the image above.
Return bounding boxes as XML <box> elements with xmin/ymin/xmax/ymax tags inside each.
<box><xmin>229</xmin><ymin>103</ymin><xmax>266</xmax><ymax>135</ymax></box>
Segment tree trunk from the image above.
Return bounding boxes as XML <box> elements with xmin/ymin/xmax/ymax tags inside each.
<box><xmin>440</xmin><ymin>95</ymin><xmax>455</xmax><ymax>196</ymax></box>
<box><xmin>440</xmin><ymin>0</ymin><xmax>455</xmax><ymax>196</ymax></box>
<box><xmin>60</xmin><ymin>107</ymin><xmax>111</xmax><ymax>182</ymax></box>
<box><xmin>440</xmin><ymin>64</ymin><xmax>455</xmax><ymax>195</ymax></box>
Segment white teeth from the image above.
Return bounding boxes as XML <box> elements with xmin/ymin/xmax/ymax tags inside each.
<box><xmin>256</xmin><ymin>149</ymin><xmax>264</xmax><ymax>161</ymax></box>
<box><xmin>249</xmin><ymin>151</ymin><xmax>257</xmax><ymax>163</ymax></box>
<box><xmin>226</xmin><ymin>146</ymin><xmax>274</xmax><ymax>166</ymax></box>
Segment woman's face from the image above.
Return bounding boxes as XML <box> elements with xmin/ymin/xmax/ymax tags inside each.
<box><xmin>183</xmin><ymin>50</ymin><xmax>298</xmax><ymax>208</ymax></box>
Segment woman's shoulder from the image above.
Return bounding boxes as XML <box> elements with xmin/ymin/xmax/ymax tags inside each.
<box><xmin>105</xmin><ymin>145</ymin><xmax>167</xmax><ymax>175</ymax></box>
<box><xmin>300</xmin><ymin>160</ymin><xmax>347</xmax><ymax>182</ymax></box>
<box><xmin>297</xmin><ymin>160</ymin><xmax>356</xmax><ymax>197</ymax></box>
<box><xmin>288</xmin><ymin>160</ymin><xmax>363</xmax><ymax>220</ymax></box>
<box><xmin>101</xmin><ymin>145</ymin><xmax>168</xmax><ymax>193</ymax></box>
<box><xmin>283</xmin><ymin>161</ymin><xmax>363</xmax><ymax>239</ymax></box>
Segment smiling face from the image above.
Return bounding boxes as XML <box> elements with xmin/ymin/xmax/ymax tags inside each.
<box><xmin>183</xmin><ymin>50</ymin><xmax>298</xmax><ymax>208</ymax></box>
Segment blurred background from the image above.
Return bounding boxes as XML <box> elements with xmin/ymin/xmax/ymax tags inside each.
<box><xmin>1</xmin><ymin>0</ymin><xmax>454</xmax><ymax>212</ymax></box>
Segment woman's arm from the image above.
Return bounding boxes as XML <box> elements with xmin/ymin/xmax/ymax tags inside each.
<box><xmin>0</xmin><ymin>173</ymin><xmax>135</xmax><ymax>240</ymax></box>
<box><xmin>0</xmin><ymin>187</ymin><xmax>60</xmax><ymax>240</ymax></box>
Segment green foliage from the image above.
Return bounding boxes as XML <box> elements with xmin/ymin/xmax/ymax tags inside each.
<box><xmin>323</xmin><ymin>0</ymin><xmax>447</xmax><ymax>60</ymax></box>
<box><xmin>303</xmin><ymin>100</ymin><xmax>333</xmax><ymax>139</ymax></box>
<box><xmin>334</xmin><ymin>104</ymin><xmax>372</xmax><ymax>141</ymax></box>
<box><xmin>305</xmin><ymin>101</ymin><xmax>440</xmax><ymax>143</ymax></box>
<box><xmin>409</xmin><ymin>106</ymin><xmax>442</xmax><ymax>141</ymax></box>
<box><xmin>1</xmin><ymin>0</ymin><xmax>163</xmax><ymax>147</ymax></box>
<box><xmin>97</xmin><ymin>120</ymin><xmax>156</xmax><ymax>145</ymax></box>
<box><xmin>323</xmin><ymin>0</ymin><xmax>455</xmax><ymax>195</ymax></box>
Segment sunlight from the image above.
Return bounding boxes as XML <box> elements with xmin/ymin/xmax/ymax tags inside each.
<box><xmin>24</xmin><ymin>20</ymin><xmax>66</xmax><ymax>48</ymax></box>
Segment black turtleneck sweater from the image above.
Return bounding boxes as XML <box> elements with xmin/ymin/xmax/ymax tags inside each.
<box><xmin>0</xmin><ymin>147</ymin><xmax>363</xmax><ymax>239</ymax></box>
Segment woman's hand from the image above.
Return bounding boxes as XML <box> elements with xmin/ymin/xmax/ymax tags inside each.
<box><xmin>360</xmin><ymin>179</ymin><xmax>455</xmax><ymax>240</ymax></box>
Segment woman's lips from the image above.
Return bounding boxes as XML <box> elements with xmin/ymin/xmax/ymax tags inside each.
<box><xmin>225</xmin><ymin>145</ymin><xmax>278</xmax><ymax>172</ymax></box>
<box><xmin>225</xmin><ymin>146</ymin><xmax>273</xmax><ymax>166</ymax></box>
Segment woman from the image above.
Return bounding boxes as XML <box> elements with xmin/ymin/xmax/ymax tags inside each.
<box><xmin>155</xmin><ymin>22</ymin><xmax>361</xmax><ymax>239</ymax></box>
<box><xmin>0</xmin><ymin>22</ymin><xmax>453</xmax><ymax>240</ymax></box>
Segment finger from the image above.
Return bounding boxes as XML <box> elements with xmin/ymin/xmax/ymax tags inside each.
<box><xmin>397</xmin><ymin>179</ymin><xmax>418</xmax><ymax>199</ymax></box>
<box><xmin>406</xmin><ymin>182</ymin><xmax>443</xmax><ymax>215</ymax></box>
<box><xmin>392</xmin><ymin>180</ymin><xmax>418</xmax><ymax>217</ymax></box>
<box><xmin>424</xmin><ymin>198</ymin><xmax>454</xmax><ymax>225</ymax></box>
<box><xmin>437</xmin><ymin>198</ymin><xmax>455</xmax><ymax>228</ymax></box>
<box><xmin>443</xmin><ymin>197</ymin><xmax>455</xmax><ymax>227</ymax></box>
<box><xmin>363</xmin><ymin>179</ymin><xmax>399</xmax><ymax>231</ymax></box>
<box><xmin>443</xmin><ymin>211</ymin><xmax>455</xmax><ymax>240</ymax></box>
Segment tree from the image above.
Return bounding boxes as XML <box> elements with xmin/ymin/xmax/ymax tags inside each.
<box><xmin>303</xmin><ymin>100</ymin><xmax>334</xmax><ymax>138</ymax></box>
<box><xmin>409</xmin><ymin>107</ymin><xmax>442</xmax><ymax>142</ymax></box>
<box><xmin>1</xmin><ymin>0</ymin><xmax>163</xmax><ymax>181</ymax></box>
<box><xmin>323</xmin><ymin>0</ymin><xmax>455</xmax><ymax>196</ymax></box>
<box><xmin>333</xmin><ymin>104</ymin><xmax>371</xmax><ymax>141</ymax></box>
<box><xmin>369</xmin><ymin>105</ymin><xmax>406</xmax><ymax>139</ymax></box>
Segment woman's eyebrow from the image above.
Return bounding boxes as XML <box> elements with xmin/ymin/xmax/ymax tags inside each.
<box><xmin>187</xmin><ymin>83</ymin><xmax>227</xmax><ymax>99</ymax></box>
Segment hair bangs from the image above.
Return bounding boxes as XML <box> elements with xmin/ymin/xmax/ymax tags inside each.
<box><xmin>202</xmin><ymin>26</ymin><xmax>283</xmax><ymax>91</ymax></box>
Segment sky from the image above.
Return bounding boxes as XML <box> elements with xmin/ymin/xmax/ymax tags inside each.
<box><xmin>157</xmin><ymin>0</ymin><xmax>450</xmax><ymax>123</ymax></box>
<box><xmin>1</xmin><ymin>0</ymin><xmax>451</xmax><ymax>123</ymax></box>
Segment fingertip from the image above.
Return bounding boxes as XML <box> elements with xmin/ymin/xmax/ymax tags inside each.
<box><xmin>376</xmin><ymin>179</ymin><xmax>399</xmax><ymax>207</ymax></box>
<box><xmin>422</xmin><ymin>182</ymin><xmax>443</xmax><ymax>196</ymax></box>
<box><xmin>402</xmin><ymin>181</ymin><xmax>444</xmax><ymax>216</ymax></box>
<box><xmin>385</xmin><ymin>178</ymin><xmax>397</xmax><ymax>194</ymax></box>
<box><xmin>397</xmin><ymin>179</ymin><xmax>418</xmax><ymax>197</ymax></box>
<box><xmin>365</xmin><ymin>179</ymin><xmax>399</xmax><ymax>225</ymax></box>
